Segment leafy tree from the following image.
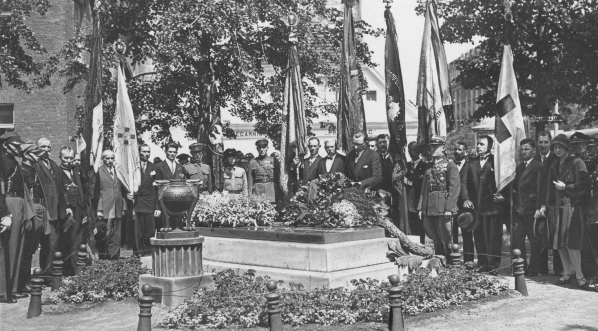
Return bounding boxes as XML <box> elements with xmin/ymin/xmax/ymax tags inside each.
<box><xmin>422</xmin><ymin>0</ymin><xmax>598</xmax><ymax>128</ymax></box>
<box><xmin>59</xmin><ymin>0</ymin><xmax>384</xmax><ymax>147</ymax></box>
<box><xmin>0</xmin><ymin>0</ymin><xmax>57</xmax><ymax>91</ymax></box>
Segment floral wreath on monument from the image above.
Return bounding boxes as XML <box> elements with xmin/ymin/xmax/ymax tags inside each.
<box><xmin>282</xmin><ymin>173</ymin><xmax>378</xmax><ymax>228</ymax></box>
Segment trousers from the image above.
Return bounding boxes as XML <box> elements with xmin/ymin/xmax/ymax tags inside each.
<box><xmin>513</xmin><ymin>212</ymin><xmax>541</xmax><ymax>274</ymax></box>
<box><xmin>135</xmin><ymin>212</ymin><xmax>155</xmax><ymax>256</ymax></box>
<box><xmin>18</xmin><ymin>203</ymin><xmax>46</xmax><ymax>290</ymax></box>
<box><xmin>474</xmin><ymin>214</ymin><xmax>503</xmax><ymax>271</ymax></box>
<box><xmin>96</xmin><ymin>217</ymin><xmax>122</xmax><ymax>260</ymax></box>
<box><xmin>423</xmin><ymin>214</ymin><xmax>452</xmax><ymax>257</ymax></box>
<box><xmin>452</xmin><ymin>214</ymin><xmax>475</xmax><ymax>263</ymax></box>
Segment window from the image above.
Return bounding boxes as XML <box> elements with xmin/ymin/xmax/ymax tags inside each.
<box><xmin>366</xmin><ymin>90</ymin><xmax>377</xmax><ymax>101</ymax></box>
<box><xmin>0</xmin><ymin>104</ymin><xmax>14</xmax><ymax>136</ymax></box>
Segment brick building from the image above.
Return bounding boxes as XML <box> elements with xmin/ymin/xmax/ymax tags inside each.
<box><xmin>0</xmin><ymin>0</ymin><xmax>83</xmax><ymax>162</ymax></box>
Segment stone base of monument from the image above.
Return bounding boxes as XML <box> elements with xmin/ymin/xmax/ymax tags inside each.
<box><xmin>197</xmin><ymin>226</ymin><xmax>400</xmax><ymax>291</ymax></box>
<box><xmin>139</xmin><ymin>230</ymin><xmax>213</xmax><ymax>308</ymax></box>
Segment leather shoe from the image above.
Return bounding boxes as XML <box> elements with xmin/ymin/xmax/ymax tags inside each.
<box><xmin>13</xmin><ymin>293</ymin><xmax>29</xmax><ymax>299</ymax></box>
<box><xmin>488</xmin><ymin>269</ymin><xmax>499</xmax><ymax>276</ymax></box>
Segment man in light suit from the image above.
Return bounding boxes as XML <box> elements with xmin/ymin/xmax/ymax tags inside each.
<box><xmin>534</xmin><ymin>130</ymin><xmax>561</xmax><ymax>275</ymax></box>
<box><xmin>316</xmin><ymin>139</ymin><xmax>347</xmax><ymax>177</ymax></box>
<box><xmin>292</xmin><ymin>137</ymin><xmax>323</xmax><ymax>186</ymax></box>
<box><xmin>507</xmin><ymin>138</ymin><xmax>546</xmax><ymax>277</ymax></box>
<box><xmin>347</xmin><ymin>132</ymin><xmax>382</xmax><ymax>190</ymax></box>
<box><xmin>133</xmin><ymin>144</ymin><xmax>160</xmax><ymax>256</ymax></box>
<box><xmin>94</xmin><ymin>150</ymin><xmax>128</xmax><ymax>260</ymax></box>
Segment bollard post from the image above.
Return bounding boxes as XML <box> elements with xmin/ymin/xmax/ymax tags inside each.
<box><xmin>51</xmin><ymin>252</ymin><xmax>63</xmax><ymax>291</ymax></box>
<box><xmin>512</xmin><ymin>249</ymin><xmax>529</xmax><ymax>296</ymax></box>
<box><xmin>75</xmin><ymin>244</ymin><xmax>87</xmax><ymax>276</ymax></box>
<box><xmin>450</xmin><ymin>244</ymin><xmax>462</xmax><ymax>267</ymax></box>
<box><xmin>387</xmin><ymin>274</ymin><xmax>405</xmax><ymax>331</ymax></box>
<box><xmin>137</xmin><ymin>284</ymin><xmax>154</xmax><ymax>331</ymax></box>
<box><xmin>27</xmin><ymin>268</ymin><xmax>44</xmax><ymax>318</ymax></box>
<box><xmin>264</xmin><ymin>280</ymin><xmax>283</xmax><ymax>331</ymax></box>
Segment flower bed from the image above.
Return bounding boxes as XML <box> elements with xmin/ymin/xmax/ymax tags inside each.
<box><xmin>191</xmin><ymin>192</ymin><xmax>277</xmax><ymax>227</ymax></box>
<box><xmin>282</xmin><ymin>173</ymin><xmax>378</xmax><ymax>228</ymax></box>
<box><xmin>46</xmin><ymin>257</ymin><xmax>149</xmax><ymax>304</ymax></box>
<box><xmin>159</xmin><ymin>267</ymin><xmax>510</xmax><ymax>329</ymax></box>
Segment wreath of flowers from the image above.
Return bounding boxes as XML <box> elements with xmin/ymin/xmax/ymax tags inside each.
<box><xmin>282</xmin><ymin>173</ymin><xmax>377</xmax><ymax>228</ymax></box>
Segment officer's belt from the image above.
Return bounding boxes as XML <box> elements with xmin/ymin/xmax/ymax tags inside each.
<box><xmin>253</xmin><ymin>178</ymin><xmax>273</xmax><ymax>184</ymax></box>
<box><xmin>32</xmin><ymin>198</ymin><xmax>46</xmax><ymax>206</ymax></box>
<box><xmin>227</xmin><ymin>189</ymin><xmax>243</xmax><ymax>194</ymax></box>
<box><xmin>429</xmin><ymin>185</ymin><xmax>447</xmax><ymax>192</ymax></box>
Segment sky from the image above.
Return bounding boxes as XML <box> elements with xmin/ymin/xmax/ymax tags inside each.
<box><xmin>222</xmin><ymin>0</ymin><xmax>479</xmax><ymax>124</ymax></box>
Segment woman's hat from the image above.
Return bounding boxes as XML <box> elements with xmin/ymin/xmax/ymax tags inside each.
<box><xmin>550</xmin><ymin>134</ymin><xmax>570</xmax><ymax>151</ymax></box>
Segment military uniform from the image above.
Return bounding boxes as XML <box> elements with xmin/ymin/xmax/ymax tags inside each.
<box><xmin>185</xmin><ymin>143</ymin><xmax>212</xmax><ymax>194</ymax></box>
<box><xmin>223</xmin><ymin>167</ymin><xmax>248</xmax><ymax>196</ymax></box>
<box><xmin>247</xmin><ymin>156</ymin><xmax>277</xmax><ymax>203</ymax></box>
<box><xmin>418</xmin><ymin>137</ymin><xmax>460</xmax><ymax>257</ymax></box>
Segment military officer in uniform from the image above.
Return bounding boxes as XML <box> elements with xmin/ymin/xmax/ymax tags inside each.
<box><xmin>184</xmin><ymin>143</ymin><xmax>212</xmax><ymax>194</ymax></box>
<box><xmin>222</xmin><ymin>149</ymin><xmax>248</xmax><ymax>196</ymax></box>
<box><xmin>418</xmin><ymin>136</ymin><xmax>460</xmax><ymax>258</ymax></box>
<box><xmin>247</xmin><ymin>139</ymin><xmax>278</xmax><ymax>204</ymax></box>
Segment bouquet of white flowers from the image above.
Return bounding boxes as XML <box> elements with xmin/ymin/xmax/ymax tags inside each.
<box><xmin>192</xmin><ymin>192</ymin><xmax>277</xmax><ymax>227</ymax></box>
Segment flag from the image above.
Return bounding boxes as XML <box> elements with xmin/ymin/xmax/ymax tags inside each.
<box><xmin>113</xmin><ymin>63</ymin><xmax>140</xmax><ymax>194</ymax></box>
<box><xmin>91</xmin><ymin>102</ymin><xmax>103</xmax><ymax>172</ymax></box>
<box><xmin>75</xmin><ymin>136</ymin><xmax>87</xmax><ymax>154</ymax></box>
<box><xmin>336</xmin><ymin>0</ymin><xmax>366</xmax><ymax>152</ymax></box>
<box><xmin>416</xmin><ymin>0</ymin><xmax>453</xmax><ymax>149</ymax></box>
<box><xmin>280</xmin><ymin>43</ymin><xmax>307</xmax><ymax>196</ymax></box>
<box><xmin>494</xmin><ymin>44</ymin><xmax>526</xmax><ymax>191</ymax></box>
<box><xmin>384</xmin><ymin>7</ymin><xmax>410</xmax><ymax>234</ymax></box>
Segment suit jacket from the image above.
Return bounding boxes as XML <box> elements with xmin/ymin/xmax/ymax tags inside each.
<box><xmin>135</xmin><ymin>162</ymin><xmax>158</xmax><ymax>213</ymax></box>
<box><xmin>346</xmin><ymin>148</ymin><xmax>382</xmax><ymax>189</ymax></box>
<box><xmin>298</xmin><ymin>155</ymin><xmax>322</xmax><ymax>185</ymax></box>
<box><xmin>460</xmin><ymin>155</ymin><xmax>503</xmax><ymax>216</ymax></box>
<box><xmin>316</xmin><ymin>154</ymin><xmax>348</xmax><ymax>177</ymax></box>
<box><xmin>534</xmin><ymin>152</ymin><xmax>558</xmax><ymax>169</ymax></box>
<box><xmin>378</xmin><ymin>153</ymin><xmax>395</xmax><ymax>192</ymax></box>
<box><xmin>514</xmin><ymin>159</ymin><xmax>546</xmax><ymax>215</ymax></box>
<box><xmin>59</xmin><ymin>166</ymin><xmax>85</xmax><ymax>209</ymax></box>
<box><xmin>405</xmin><ymin>159</ymin><xmax>427</xmax><ymax>212</ymax></box>
<box><xmin>33</xmin><ymin>159</ymin><xmax>67</xmax><ymax>221</ymax></box>
<box><xmin>155</xmin><ymin>159</ymin><xmax>188</xmax><ymax>180</ymax></box>
<box><xmin>94</xmin><ymin>165</ymin><xmax>127</xmax><ymax>219</ymax></box>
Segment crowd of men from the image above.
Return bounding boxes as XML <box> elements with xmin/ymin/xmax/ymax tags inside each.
<box><xmin>2</xmin><ymin>128</ymin><xmax>596</xmax><ymax>303</ymax></box>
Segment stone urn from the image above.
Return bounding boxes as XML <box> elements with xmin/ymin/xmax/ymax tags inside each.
<box><xmin>155</xmin><ymin>179</ymin><xmax>202</xmax><ymax>232</ymax></box>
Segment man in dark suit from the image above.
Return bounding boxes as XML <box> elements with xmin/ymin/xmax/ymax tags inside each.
<box><xmin>58</xmin><ymin>146</ymin><xmax>86</xmax><ymax>275</ymax></box>
<box><xmin>156</xmin><ymin>142</ymin><xmax>188</xmax><ymax>181</ymax></box>
<box><xmin>405</xmin><ymin>141</ymin><xmax>427</xmax><ymax>244</ymax></box>
<box><xmin>134</xmin><ymin>144</ymin><xmax>160</xmax><ymax>256</ymax></box>
<box><xmin>534</xmin><ymin>130</ymin><xmax>561</xmax><ymax>275</ymax></box>
<box><xmin>35</xmin><ymin>138</ymin><xmax>67</xmax><ymax>275</ymax></box>
<box><xmin>453</xmin><ymin>141</ymin><xmax>475</xmax><ymax>262</ymax></box>
<box><xmin>94</xmin><ymin>150</ymin><xmax>128</xmax><ymax>260</ymax></box>
<box><xmin>292</xmin><ymin>137</ymin><xmax>323</xmax><ymax>186</ymax></box>
<box><xmin>346</xmin><ymin>131</ymin><xmax>382</xmax><ymax>190</ymax></box>
<box><xmin>316</xmin><ymin>139</ymin><xmax>347</xmax><ymax>177</ymax></box>
<box><xmin>461</xmin><ymin>135</ymin><xmax>505</xmax><ymax>275</ymax></box>
<box><xmin>376</xmin><ymin>134</ymin><xmax>399</xmax><ymax>226</ymax></box>
<box><xmin>507</xmin><ymin>139</ymin><xmax>546</xmax><ymax>277</ymax></box>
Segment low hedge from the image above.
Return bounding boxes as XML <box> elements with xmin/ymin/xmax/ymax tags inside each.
<box><xmin>46</xmin><ymin>257</ymin><xmax>150</xmax><ymax>304</ymax></box>
<box><xmin>160</xmin><ymin>266</ymin><xmax>510</xmax><ymax>329</ymax></box>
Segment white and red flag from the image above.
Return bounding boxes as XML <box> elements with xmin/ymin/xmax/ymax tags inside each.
<box><xmin>494</xmin><ymin>44</ymin><xmax>526</xmax><ymax>191</ymax></box>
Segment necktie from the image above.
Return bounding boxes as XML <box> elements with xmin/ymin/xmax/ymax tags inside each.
<box><xmin>542</xmin><ymin>156</ymin><xmax>545</xmax><ymax>164</ymax></box>
<box><xmin>455</xmin><ymin>161</ymin><xmax>462</xmax><ymax>166</ymax></box>
<box><xmin>171</xmin><ymin>161</ymin><xmax>175</xmax><ymax>174</ymax></box>
<box><xmin>110</xmin><ymin>168</ymin><xmax>114</xmax><ymax>178</ymax></box>
<box><xmin>141</xmin><ymin>163</ymin><xmax>146</xmax><ymax>174</ymax></box>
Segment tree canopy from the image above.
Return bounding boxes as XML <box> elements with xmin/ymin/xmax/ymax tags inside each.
<box><xmin>423</xmin><ymin>0</ymin><xmax>598</xmax><ymax>127</ymax></box>
<box><xmin>58</xmin><ymin>0</ymin><xmax>383</xmax><ymax>147</ymax></box>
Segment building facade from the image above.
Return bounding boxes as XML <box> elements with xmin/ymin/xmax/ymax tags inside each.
<box><xmin>448</xmin><ymin>47</ymin><xmax>485</xmax><ymax>125</ymax></box>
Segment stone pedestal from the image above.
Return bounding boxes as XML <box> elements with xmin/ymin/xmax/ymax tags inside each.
<box><xmin>198</xmin><ymin>226</ymin><xmax>400</xmax><ymax>290</ymax></box>
<box><xmin>139</xmin><ymin>230</ymin><xmax>213</xmax><ymax>308</ymax></box>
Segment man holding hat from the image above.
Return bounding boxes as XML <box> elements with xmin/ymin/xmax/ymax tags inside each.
<box><xmin>509</xmin><ymin>138</ymin><xmax>546</xmax><ymax>277</ymax></box>
<box><xmin>418</xmin><ymin>136</ymin><xmax>460</xmax><ymax>258</ymax></box>
<box><xmin>247</xmin><ymin>139</ymin><xmax>279</xmax><ymax>204</ymax></box>
<box><xmin>222</xmin><ymin>149</ymin><xmax>247</xmax><ymax>196</ymax></box>
<box><xmin>184</xmin><ymin>143</ymin><xmax>212</xmax><ymax>194</ymax></box>
<box><xmin>462</xmin><ymin>135</ymin><xmax>506</xmax><ymax>274</ymax></box>
<box><xmin>453</xmin><ymin>141</ymin><xmax>476</xmax><ymax>263</ymax></box>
